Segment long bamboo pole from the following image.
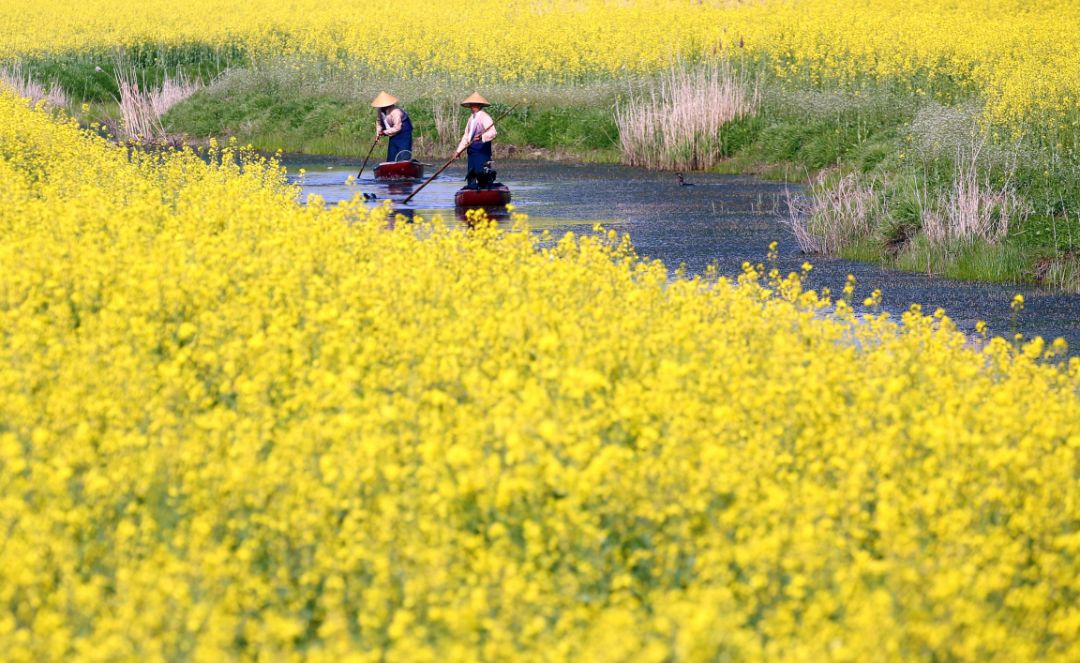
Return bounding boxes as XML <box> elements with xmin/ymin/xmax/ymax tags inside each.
<box><xmin>401</xmin><ymin>103</ymin><xmax>519</xmax><ymax>205</ymax></box>
<box><xmin>356</xmin><ymin>135</ymin><xmax>381</xmax><ymax>178</ymax></box>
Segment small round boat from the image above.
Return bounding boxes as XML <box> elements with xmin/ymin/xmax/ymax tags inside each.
<box><xmin>454</xmin><ymin>184</ymin><xmax>512</xmax><ymax>208</ymax></box>
<box><xmin>374</xmin><ymin>160</ymin><xmax>424</xmax><ymax>180</ymax></box>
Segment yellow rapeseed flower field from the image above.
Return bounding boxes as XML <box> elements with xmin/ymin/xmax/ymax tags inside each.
<box><xmin>1</xmin><ymin>89</ymin><xmax>1080</xmax><ymax>660</ymax></box>
<box><xmin>0</xmin><ymin>1</ymin><xmax>1077</xmax><ymax>127</ymax></box>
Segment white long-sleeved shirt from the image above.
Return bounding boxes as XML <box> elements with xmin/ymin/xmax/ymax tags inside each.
<box><xmin>456</xmin><ymin>110</ymin><xmax>497</xmax><ymax>152</ymax></box>
<box><xmin>377</xmin><ymin>107</ymin><xmax>405</xmax><ymax>136</ymax></box>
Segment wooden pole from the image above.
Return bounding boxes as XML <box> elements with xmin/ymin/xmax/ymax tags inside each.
<box><xmin>356</xmin><ymin>135</ymin><xmax>381</xmax><ymax>178</ymax></box>
<box><xmin>401</xmin><ymin>103</ymin><xmax>519</xmax><ymax>205</ymax></box>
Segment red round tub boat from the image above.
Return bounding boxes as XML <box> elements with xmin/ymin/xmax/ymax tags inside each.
<box><xmin>454</xmin><ymin>184</ymin><xmax>512</xmax><ymax>208</ymax></box>
<box><xmin>374</xmin><ymin>160</ymin><xmax>424</xmax><ymax>180</ymax></box>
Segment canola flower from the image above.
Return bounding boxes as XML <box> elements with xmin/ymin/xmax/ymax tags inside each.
<box><xmin>2</xmin><ymin>92</ymin><xmax>1080</xmax><ymax>660</ymax></box>
<box><xmin>0</xmin><ymin>1</ymin><xmax>1077</xmax><ymax>127</ymax></box>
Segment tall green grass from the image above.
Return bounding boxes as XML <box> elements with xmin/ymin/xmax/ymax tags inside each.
<box><xmin>160</xmin><ymin>64</ymin><xmax>620</xmax><ymax>159</ymax></box>
<box><xmin>6</xmin><ymin>42</ymin><xmax>244</xmax><ymax>102</ymax></box>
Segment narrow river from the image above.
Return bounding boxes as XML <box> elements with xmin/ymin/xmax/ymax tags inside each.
<box><xmin>289</xmin><ymin>158</ymin><xmax>1080</xmax><ymax>349</ymax></box>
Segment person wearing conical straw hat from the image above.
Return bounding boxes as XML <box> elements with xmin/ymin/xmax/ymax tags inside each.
<box><xmin>371</xmin><ymin>91</ymin><xmax>413</xmax><ymax>163</ymax></box>
<box><xmin>456</xmin><ymin>92</ymin><xmax>498</xmax><ymax>190</ymax></box>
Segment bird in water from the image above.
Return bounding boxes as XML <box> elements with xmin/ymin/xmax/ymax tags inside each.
<box><xmin>677</xmin><ymin>173</ymin><xmax>694</xmax><ymax>186</ymax></box>
<box><xmin>362</xmin><ymin>192</ymin><xmax>378</xmax><ymax>201</ymax></box>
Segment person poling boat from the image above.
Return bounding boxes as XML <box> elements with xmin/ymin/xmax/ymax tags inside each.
<box><xmin>456</xmin><ymin>92</ymin><xmax>498</xmax><ymax>190</ymax></box>
<box><xmin>369</xmin><ymin>91</ymin><xmax>424</xmax><ymax>180</ymax></box>
<box><xmin>400</xmin><ymin>100</ymin><xmax>518</xmax><ymax>206</ymax></box>
<box><xmin>372</xmin><ymin>91</ymin><xmax>413</xmax><ymax>163</ymax></box>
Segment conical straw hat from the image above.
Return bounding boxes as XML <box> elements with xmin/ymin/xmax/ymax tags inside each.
<box><xmin>460</xmin><ymin>92</ymin><xmax>491</xmax><ymax>108</ymax></box>
<box><xmin>371</xmin><ymin>91</ymin><xmax>399</xmax><ymax>108</ymax></box>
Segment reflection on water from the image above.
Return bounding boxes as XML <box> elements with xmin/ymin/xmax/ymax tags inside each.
<box><xmin>286</xmin><ymin>157</ymin><xmax>1080</xmax><ymax>348</ymax></box>
<box><xmin>385</xmin><ymin>181</ymin><xmax>415</xmax><ymax>197</ymax></box>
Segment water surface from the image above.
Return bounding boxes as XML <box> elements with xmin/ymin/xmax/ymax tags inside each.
<box><xmin>289</xmin><ymin>158</ymin><xmax>1080</xmax><ymax>348</ymax></box>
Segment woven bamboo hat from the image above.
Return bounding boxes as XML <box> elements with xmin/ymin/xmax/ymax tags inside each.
<box><xmin>460</xmin><ymin>92</ymin><xmax>490</xmax><ymax>108</ymax></box>
<box><xmin>371</xmin><ymin>91</ymin><xmax>399</xmax><ymax>108</ymax></box>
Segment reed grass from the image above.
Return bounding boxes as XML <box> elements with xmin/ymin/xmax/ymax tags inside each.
<box><xmin>784</xmin><ymin>172</ymin><xmax>882</xmax><ymax>254</ymax></box>
<box><xmin>920</xmin><ymin>166</ymin><xmax>1025</xmax><ymax>250</ymax></box>
<box><xmin>1035</xmin><ymin>251</ymin><xmax>1080</xmax><ymax>292</ymax></box>
<box><xmin>4</xmin><ymin>41</ymin><xmax>243</xmax><ymax>101</ymax></box>
<box><xmin>428</xmin><ymin>97</ymin><xmax>462</xmax><ymax>155</ymax></box>
<box><xmin>115</xmin><ymin>64</ymin><xmax>203</xmax><ymax>142</ymax></box>
<box><xmin>0</xmin><ymin>65</ymin><xmax>67</xmax><ymax>108</ymax></box>
<box><xmin>891</xmin><ymin>235</ymin><xmax>1039</xmax><ymax>286</ymax></box>
<box><xmin>615</xmin><ymin>60</ymin><xmax>760</xmax><ymax>170</ymax></box>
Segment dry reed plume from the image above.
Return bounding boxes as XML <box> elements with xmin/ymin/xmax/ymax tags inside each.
<box><xmin>787</xmin><ymin>134</ymin><xmax>1029</xmax><ymax>259</ymax></box>
<box><xmin>784</xmin><ymin>173</ymin><xmax>881</xmax><ymax>254</ymax></box>
<box><xmin>920</xmin><ymin>138</ymin><xmax>1027</xmax><ymax>248</ymax></box>
<box><xmin>0</xmin><ymin>66</ymin><xmax>67</xmax><ymax>108</ymax></box>
<box><xmin>615</xmin><ymin>61</ymin><xmax>759</xmax><ymax>170</ymax></box>
<box><xmin>428</xmin><ymin>97</ymin><xmax>461</xmax><ymax>154</ymax></box>
<box><xmin>115</xmin><ymin>65</ymin><xmax>203</xmax><ymax>142</ymax></box>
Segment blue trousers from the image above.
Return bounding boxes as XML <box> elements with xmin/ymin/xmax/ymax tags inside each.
<box><xmin>466</xmin><ymin>140</ymin><xmax>492</xmax><ymax>180</ymax></box>
<box><xmin>386</xmin><ymin>115</ymin><xmax>413</xmax><ymax>161</ymax></box>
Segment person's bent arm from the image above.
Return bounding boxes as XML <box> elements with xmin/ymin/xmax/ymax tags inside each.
<box><xmin>382</xmin><ymin>109</ymin><xmax>402</xmax><ymax>137</ymax></box>
<box><xmin>478</xmin><ymin>111</ymin><xmax>497</xmax><ymax>142</ymax></box>
<box><xmin>456</xmin><ymin>117</ymin><xmax>473</xmax><ymax>154</ymax></box>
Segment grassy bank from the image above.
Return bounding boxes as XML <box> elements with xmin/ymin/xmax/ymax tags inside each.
<box><xmin>160</xmin><ymin>65</ymin><xmax>621</xmax><ymax>160</ymax></box>
<box><xmin>17</xmin><ymin>42</ymin><xmax>241</xmax><ymax>103</ymax></box>
<box><xmin>725</xmin><ymin>86</ymin><xmax>1078</xmax><ymax>290</ymax></box>
<box><xmin>11</xmin><ymin>51</ymin><xmax>1078</xmax><ymax>292</ymax></box>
